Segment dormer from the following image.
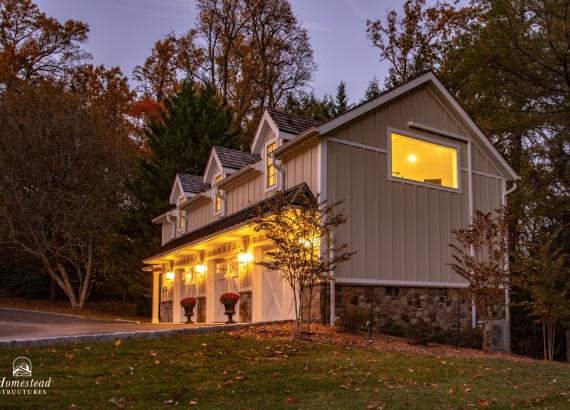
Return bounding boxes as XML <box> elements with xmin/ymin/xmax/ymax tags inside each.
<box><xmin>203</xmin><ymin>146</ymin><xmax>260</xmax><ymax>216</ymax></box>
<box><xmin>251</xmin><ymin>108</ymin><xmax>319</xmax><ymax>191</ymax></box>
<box><xmin>169</xmin><ymin>173</ymin><xmax>210</xmax><ymax>205</ymax></box>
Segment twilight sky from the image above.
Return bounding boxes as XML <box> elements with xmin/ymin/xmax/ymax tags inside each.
<box><xmin>35</xmin><ymin>0</ymin><xmax>404</xmax><ymax>103</ymax></box>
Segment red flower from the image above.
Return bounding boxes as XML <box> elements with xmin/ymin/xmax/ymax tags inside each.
<box><xmin>220</xmin><ymin>292</ymin><xmax>240</xmax><ymax>304</ymax></box>
<box><xmin>180</xmin><ymin>297</ymin><xmax>197</xmax><ymax>307</ymax></box>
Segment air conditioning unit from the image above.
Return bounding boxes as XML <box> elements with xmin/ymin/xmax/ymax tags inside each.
<box><xmin>489</xmin><ymin>320</ymin><xmax>509</xmax><ymax>352</ymax></box>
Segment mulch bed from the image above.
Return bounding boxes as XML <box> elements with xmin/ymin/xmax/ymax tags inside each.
<box><xmin>229</xmin><ymin>322</ymin><xmax>541</xmax><ymax>363</ymax></box>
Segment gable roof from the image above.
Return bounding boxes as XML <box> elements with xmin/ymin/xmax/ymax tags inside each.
<box><xmin>314</xmin><ymin>71</ymin><xmax>518</xmax><ymax>181</ymax></box>
<box><xmin>214</xmin><ymin>146</ymin><xmax>260</xmax><ymax>170</ymax></box>
<box><xmin>178</xmin><ymin>173</ymin><xmax>210</xmax><ymax>194</ymax></box>
<box><xmin>145</xmin><ymin>183</ymin><xmax>314</xmax><ymax>262</ymax></box>
<box><xmin>265</xmin><ymin>108</ymin><xmax>320</xmax><ymax>136</ymax></box>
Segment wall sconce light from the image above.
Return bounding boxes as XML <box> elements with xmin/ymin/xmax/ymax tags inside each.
<box><xmin>238</xmin><ymin>251</ymin><xmax>253</xmax><ymax>264</ymax></box>
<box><xmin>165</xmin><ymin>271</ymin><xmax>175</xmax><ymax>281</ymax></box>
<box><xmin>195</xmin><ymin>264</ymin><xmax>206</xmax><ymax>275</ymax></box>
<box><xmin>184</xmin><ymin>270</ymin><xmax>193</xmax><ymax>283</ymax></box>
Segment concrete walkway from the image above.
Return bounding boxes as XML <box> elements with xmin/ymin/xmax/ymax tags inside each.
<box><xmin>0</xmin><ymin>308</ymin><xmax>239</xmax><ymax>347</ymax></box>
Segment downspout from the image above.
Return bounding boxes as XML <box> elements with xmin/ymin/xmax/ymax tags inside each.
<box><xmin>502</xmin><ymin>180</ymin><xmax>518</xmax><ymax>352</ymax></box>
<box><xmin>272</xmin><ymin>154</ymin><xmax>286</xmax><ymax>191</ymax></box>
<box><xmin>166</xmin><ymin>213</ymin><xmax>176</xmax><ymax>239</ymax></box>
<box><xmin>467</xmin><ymin>141</ymin><xmax>477</xmax><ymax>328</ymax></box>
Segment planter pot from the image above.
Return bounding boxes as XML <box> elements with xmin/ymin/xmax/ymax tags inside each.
<box><xmin>223</xmin><ymin>303</ymin><xmax>237</xmax><ymax>324</ymax></box>
<box><xmin>183</xmin><ymin>305</ymin><xmax>195</xmax><ymax>324</ymax></box>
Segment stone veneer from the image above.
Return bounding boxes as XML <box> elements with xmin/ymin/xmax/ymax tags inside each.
<box><xmin>239</xmin><ymin>292</ymin><xmax>252</xmax><ymax>323</ymax></box>
<box><xmin>335</xmin><ymin>285</ymin><xmax>475</xmax><ymax>330</ymax></box>
<box><xmin>196</xmin><ymin>297</ymin><xmax>206</xmax><ymax>323</ymax></box>
<box><xmin>159</xmin><ymin>301</ymin><xmax>173</xmax><ymax>323</ymax></box>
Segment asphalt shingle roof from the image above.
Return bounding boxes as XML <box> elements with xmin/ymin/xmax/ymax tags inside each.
<box><xmin>147</xmin><ymin>183</ymin><xmax>314</xmax><ymax>259</ymax></box>
<box><xmin>178</xmin><ymin>173</ymin><xmax>210</xmax><ymax>194</ymax></box>
<box><xmin>214</xmin><ymin>146</ymin><xmax>260</xmax><ymax>170</ymax></box>
<box><xmin>265</xmin><ymin>108</ymin><xmax>320</xmax><ymax>135</ymax></box>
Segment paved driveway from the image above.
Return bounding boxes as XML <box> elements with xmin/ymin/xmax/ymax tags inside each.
<box><xmin>0</xmin><ymin>308</ymin><xmax>210</xmax><ymax>343</ymax></box>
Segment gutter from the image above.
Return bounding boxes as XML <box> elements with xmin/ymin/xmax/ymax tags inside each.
<box><xmin>217</xmin><ymin>164</ymin><xmax>259</xmax><ymax>189</ymax></box>
<box><xmin>273</xmin><ymin>127</ymin><xmax>318</xmax><ymax>159</ymax></box>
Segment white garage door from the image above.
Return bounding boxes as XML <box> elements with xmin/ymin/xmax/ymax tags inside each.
<box><xmin>261</xmin><ymin>265</ymin><xmax>295</xmax><ymax>322</ymax></box>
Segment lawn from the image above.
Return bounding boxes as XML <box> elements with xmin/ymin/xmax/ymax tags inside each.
<box><xmin>0</xmin><ymin>325</ymin><xmax>568</xmax><ymax>409</ymax></box>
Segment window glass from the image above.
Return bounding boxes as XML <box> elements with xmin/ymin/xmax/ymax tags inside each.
<box><xmin>391</xmin><ymin>132</ymin><xmax>458</xmax><ymax>189</ymax></box>
<box><xmin>266</xmin><ymin>143</ymin><xmax>276</xmax><ymax>187</ymax></box>
<box><xmin>214</xmin><ymin>174</ymin><xmax>223</xmax><ymax>212</ymax></box>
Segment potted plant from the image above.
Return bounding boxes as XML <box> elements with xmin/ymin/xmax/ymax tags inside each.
<box><xmin>219</xmin><ymin>292</ymin><xmax>240</xmax><ymax>324</ymax></box>
<box><xmin>180</xmin><ymin>297</ymin><xmax>197</xmax><ymax>324</ymax></box>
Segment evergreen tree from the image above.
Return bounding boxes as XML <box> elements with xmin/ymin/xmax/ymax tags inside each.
<box><xmin>283</xmin><ymin>91</ymin><xmax>334</xmax><ymax>122</ymax></box>
<box><xmin>333</xmin><ymin>81</ymin><xmax>350</xmax><ymax>116</ymax></box>
<box><xmin>361</xmin><ymin>76</ymin><xmax>382</xmax><ymax>103</ymax></box>
<box><xmin>114</xmin><ymin>81</ymin><xmax>239</xmax><ymax>311</ymax></box>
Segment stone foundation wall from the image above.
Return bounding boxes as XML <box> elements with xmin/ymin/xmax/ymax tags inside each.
<box><xmin>159</xmin><ymin>301</ymin><xmax>173</xmax><ymax>323</ymax></box>
<box><xmin>335</xmin><ymin>285</ymin><xmax>475</xmax><ymax>330</ymax></box>
<box><xmin>239</xmin><ymin>292</ymin><xmax>252</xmax><ymax>323</ymax></box>
<box><xmin>197</xmin><ymin>297</ymin><xmax>206</xmax><ymax>323</ymax></box>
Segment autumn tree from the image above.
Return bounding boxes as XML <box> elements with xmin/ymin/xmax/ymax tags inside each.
<box><xmin>0</xmin><ymin>81</ymin><xmax>134</xmax><ymax>308</ymax></box>
<box><xmin>134</xmin><ymin>0</ymin><xmax>316</xmax><ymax>143</ymax></box>
<box><xmin>366</xmin><ymin>0</ymin><xmax>478</xmax><ymax>89</ymax></box>
<box><xmin>0</xmin><ymin>0</ymin><xmax>89</xmax><ymax>87</ymax></box>
<box><xmin>253</xmin><ymin>190</ymin><xmax>354</xmax><ymax>333</ymax></box>
<box><xmin>450</xmin><ymin>209</ymin><xmax>510</xmax><ymax>351</ymax></box>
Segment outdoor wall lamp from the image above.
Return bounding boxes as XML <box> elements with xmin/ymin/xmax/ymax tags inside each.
<box><xmin>195</xmin><ymin>264</ymin><xmax>206</xmax><ymax>274</ymax></box>
<box><xmin>165</xmin><ymin>271</ymin><xmax>175</xmax><ymax>281</ymax></box>
<box><xmin>238</xmin><ymin>251</ymin><xmax>253</xmax><ymax>264</ymax></box>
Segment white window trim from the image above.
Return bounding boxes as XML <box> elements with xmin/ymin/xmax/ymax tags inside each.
<box><xmin>263</xmin><ymin>138</ymin><xmax>279</xmax><ymax>193</ymax></box>
<box><xmin>387</xmin><ymin>127</ymin><xmax>462</xmax><ymax>194</ymax></box>
<box><xmin>213</xmin><ymin>172</ymin><xmax>225</xmax><ymax>216</ymax></box>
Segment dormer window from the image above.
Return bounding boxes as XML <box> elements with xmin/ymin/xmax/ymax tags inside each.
<box><xmin>177</xmin><ymin>196</ymin><xmax>186</xmax><ymax>232</ymax></box>
<box><xmin>214</xmin><ymin>174</ymin><xmax>223</xmax><ymax>213</ymax></box>
<box><xmin>266</xmin><ymin>142</ymin><xmax>277</xmax><ymax>188</ymax></box>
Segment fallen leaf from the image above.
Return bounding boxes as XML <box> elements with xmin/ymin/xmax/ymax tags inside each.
<box><xmin>108</xmin><ymin>398</ymin><xmax>124</xmax><ymax>409</ymax></box>
<box><xmin>114</xmin><ymin>339</ymin><xmax>122</xmax><ymax>347</ymax></box>
<box><xmin>189</xmin><ymin>400</ymin><xmax>198</xmax><ymax>405</ymax></box>
<box><xmin>287</xmin><ymin>397</ymin><xmax>299</xmax><ymax>404</ymax></box>
<box><xmin>150</xmin><ymin>351</ymin><xmax>157</xmax><ymax>357</ymax></box>
<box><xmin>479</xmin><ymin>399</ymin><xmax>490</xmax><ymax>408</ymax></box>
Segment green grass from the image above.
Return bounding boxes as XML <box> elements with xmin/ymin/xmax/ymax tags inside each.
<box><xmin>0</xmin><ymin>332</ymin><xmax>568</xmax><ymax>409</ymax></box>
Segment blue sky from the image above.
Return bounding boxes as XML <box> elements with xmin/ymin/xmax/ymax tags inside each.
<box><xmin>35</xmin><ymin>0</ymin><xmax>404</xmax><ymax>103</ymax></box>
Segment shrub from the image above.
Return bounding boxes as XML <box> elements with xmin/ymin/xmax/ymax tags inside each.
<box><xmin>458</xmin><ymin>326</ymin><xmax>483</xmax><ymax>349</ymax></box>
<box><xmin>335</xmin><ymin>306</ymin><xmax>370</xmax><ymax>333</ymax></box>
<box><xmin>409</xmin><ymin>320</ymin><xmax>430</xmax><ymax>346</ymax></box>
<box><xmin>379</xmin><ymin>318</ymin><xmax>407</xmax><ymax>337</ymax></box>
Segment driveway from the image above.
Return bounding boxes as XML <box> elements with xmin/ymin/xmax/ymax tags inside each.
<box><xmin>0</xmin><ymin>308</ymin><xmax>213</xmax><ymax>343</ymax></box>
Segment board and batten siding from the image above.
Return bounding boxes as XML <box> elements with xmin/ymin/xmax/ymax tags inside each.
<box><xmin>284</xmin><ymin>142</ymin><xmax>319</xmax><ymax>192</ymax></box>
<box><xmin>326</xmin><ymin>84</ymin><xmax>504</xmax><ymax>285</ymax></box>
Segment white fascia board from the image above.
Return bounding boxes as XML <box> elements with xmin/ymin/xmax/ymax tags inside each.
<box><xmin>203</xmin><ymin>149</ymin><xmax>222</xmax><ymax>183</ymax></box>
<box><xmin>168</xmin><ymin>175</ymin><xmax>184</xmax><ymax>205</ymax></box>
<box><xmin>251</xmin><ymin>110</ymin><xmax>280</xmax><ymax>154</ymax></box>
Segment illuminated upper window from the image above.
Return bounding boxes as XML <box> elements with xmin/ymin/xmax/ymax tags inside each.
<box><xmin>214</xmin><ymin>174</ymin><xmax>223</xmax><ymax>212</ymax></box>
<box><xmin>391</xmin><ymin>132</ymin><xmax>458</xmax><ymax>189</ymax></box>
<box><xmin>266</xmin><ymin>142</ymin><xmax>276</xmax><ymax>187</ymax></box>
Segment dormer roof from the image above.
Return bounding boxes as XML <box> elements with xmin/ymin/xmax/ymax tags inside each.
<box><xmin>214</xmin><ymin>146</ymin><xmax>260</xmax><ymax>170</ymax></box>
<box><xmin>204</xmin><ymin>146</ymin><xmax>260</xmax><ymax>182</ymax></box>
<box><xmin>265</xmin><ymin>108</ymin><xmax>320</xmax><ymax>135</ymax></box>
<box><xmin>169</xmin><ymin>173</ymin><xmax>210</xmax><ymax>205</ymax></box>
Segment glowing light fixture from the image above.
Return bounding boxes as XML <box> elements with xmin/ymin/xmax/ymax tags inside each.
<box><xmin>238</xmin><ymin>252</ymin><xmax>254</xmax><ymax>264</ymax></box>
<box><xmin>184</xmin><ymin>271</ymin><xmax>193</xmax><ymax>283</ymax></box>
<box><xmin>407</xmin><ymin>154</ymin><xmax>417</xmax><ymax>163</ymax></box>
<box><xmin>195</xmin><ymin>264</ymin><xmax>205</xmax><ymax>274</ymax></box>
<box><xmin>165</xmin><ymin>271</ymin><xmax>175</xmax><ymax>281</ymax></box>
